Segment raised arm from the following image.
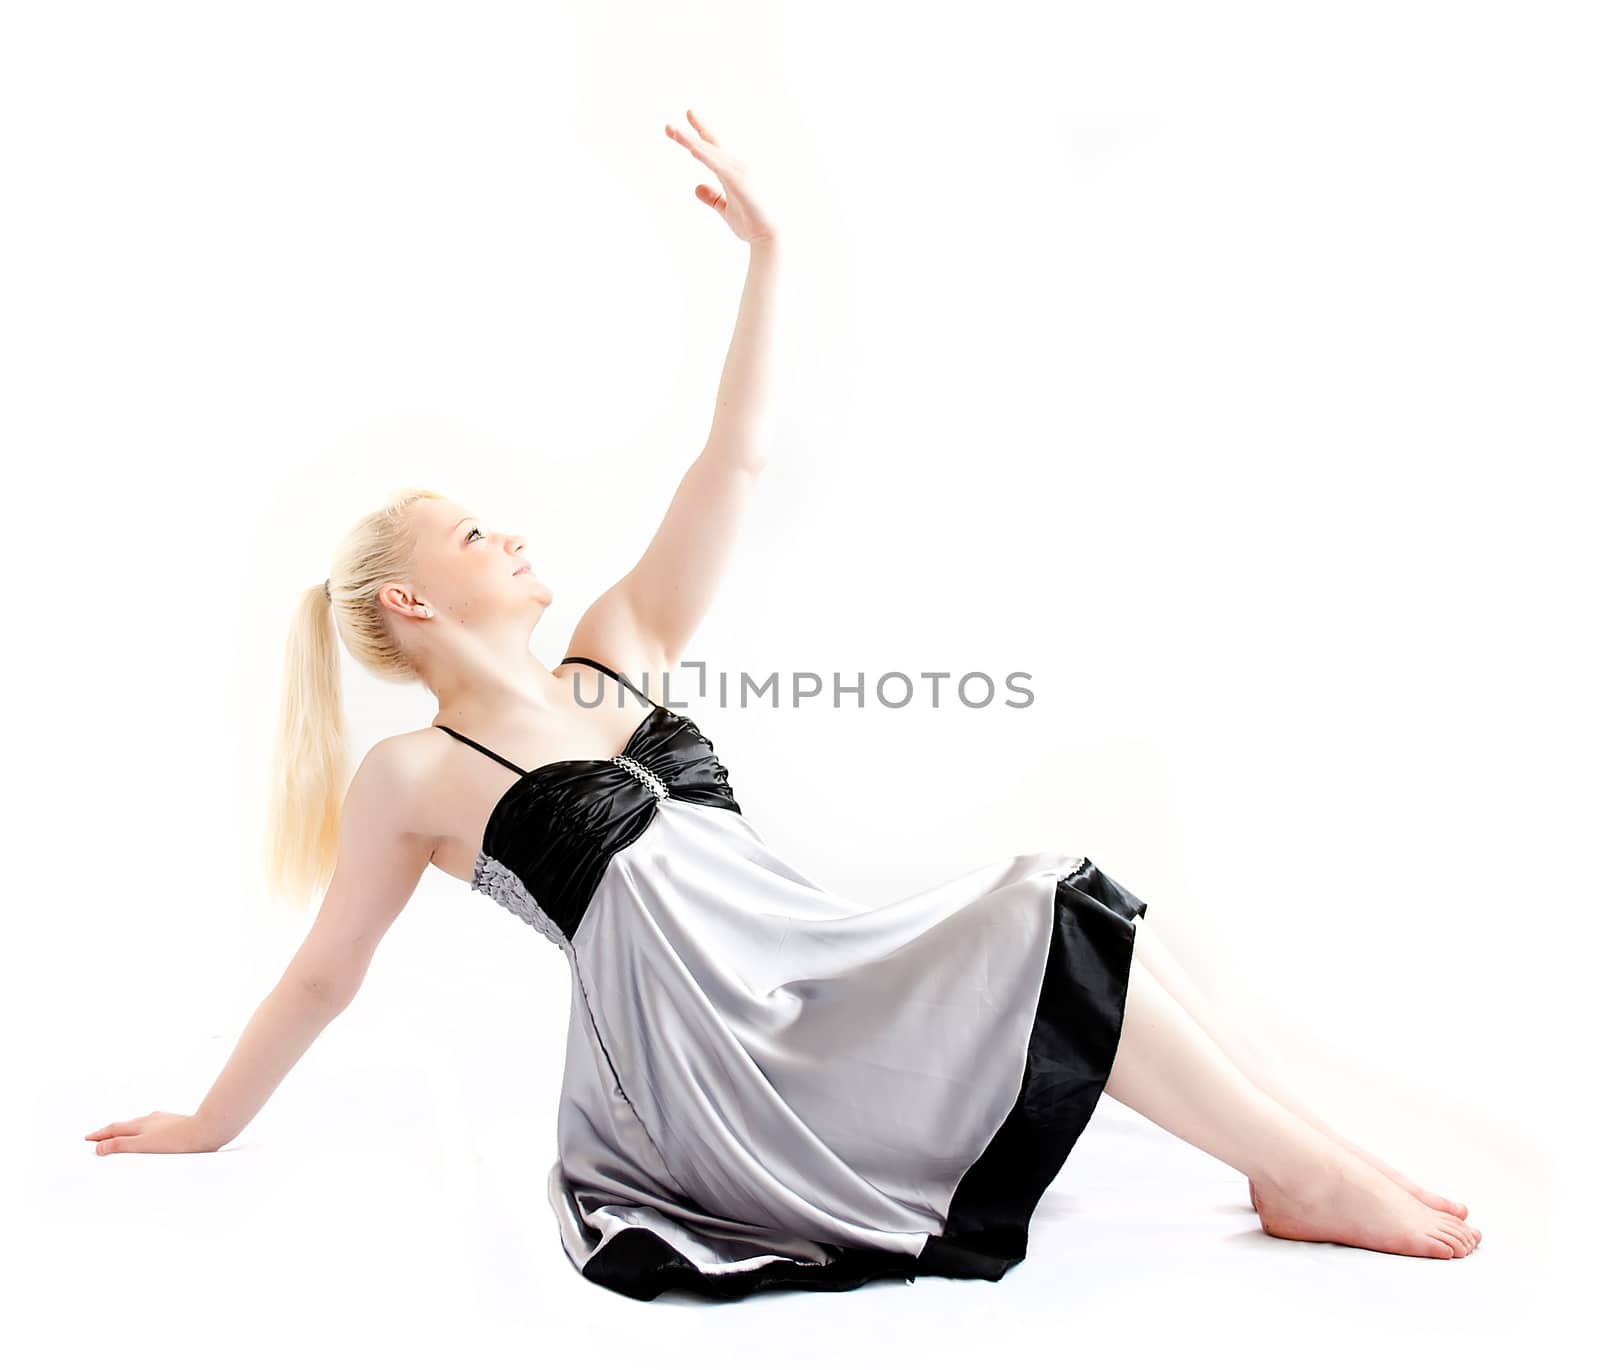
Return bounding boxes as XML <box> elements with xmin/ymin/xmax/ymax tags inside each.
<box><xmin>84</xmin><ymin>739</ymin><xmax>434</xmax><ymax>1155</ymax></box>
<box><xmin>573</xmin><ymin>113</ymin><xmax>781</xmax><ymax>673</ymax></box>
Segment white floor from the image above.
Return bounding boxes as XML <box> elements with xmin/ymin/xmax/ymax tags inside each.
<box><xmin>25</xmin><ymin>1031</ymin><xmax>1566</xmax><ymax>1370</ymax></box>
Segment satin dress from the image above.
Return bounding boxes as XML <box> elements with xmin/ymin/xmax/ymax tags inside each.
<box><xmin>435</xmin><ymin>655</ymin><xmax>1148</xmax><ymax>1302</ymax></box>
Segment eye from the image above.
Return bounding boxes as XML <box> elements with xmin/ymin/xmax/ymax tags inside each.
<box><xmin>465</xmin><ymin>525</ymin><xmax>483</xmax><ymax>543</ymax></box>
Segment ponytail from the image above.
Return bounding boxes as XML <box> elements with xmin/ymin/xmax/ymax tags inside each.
<box><xmin>261</xmin><ymin>484</ymin><xmax>447</xmax><ymax>908</ymax></box>
<box><xmin>264</xmin><ymin>580</ymin><xmax>351</xmax><ymax>908</ymax></box>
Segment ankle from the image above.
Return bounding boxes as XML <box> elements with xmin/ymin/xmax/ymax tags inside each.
<box><xmin>1252</xmin><ymin>1125</ymin><xmax>1347</xmax><ymax>1197</ymax></box>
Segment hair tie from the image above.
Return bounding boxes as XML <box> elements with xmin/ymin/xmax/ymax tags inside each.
<box><xmin>323</xmin><ymin>578</ymin><xmax>331</xmax><ymax>601</ymax></box>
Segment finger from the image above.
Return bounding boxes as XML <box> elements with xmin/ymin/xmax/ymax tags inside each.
<box><xmin>664</xmin><ymin>121</ymin><xmax>709</xmax><ymax>164</ymax></box>
<box><xmin>665</xmin><ymin>121</ymin><xmax>730</xmax><ymax>179</ymax></box>
<box><xmin>685</xmin><ymin>108</ymin><xmax>720</xmax><ymax>146</ymax></box>
<box><xmin>85</xmin><ymin>1121</ymin><xmax>142</xmax><ymax>1138</ymax></box>
<box><xmin>695</xmin><ymin>184</ymin><xmax>727</xmax><ymax>214</ymax></box>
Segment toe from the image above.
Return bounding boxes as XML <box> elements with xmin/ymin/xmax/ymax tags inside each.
<box><xmin>1425</xmin><ymin>1189</ymin><xmax>1468</xmax><ymax>1219</ymax></box>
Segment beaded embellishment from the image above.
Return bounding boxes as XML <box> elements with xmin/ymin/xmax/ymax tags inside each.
<box><xmin>612</xmin><ymin>753</ymin><xmax>669</xmax><ymax>801</ymax></box>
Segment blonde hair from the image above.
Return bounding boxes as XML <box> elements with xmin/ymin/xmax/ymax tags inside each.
<box><xmin>264</xmin><ymin>484</ymin><xmax>448</xmax><ymax>907</ymax></box>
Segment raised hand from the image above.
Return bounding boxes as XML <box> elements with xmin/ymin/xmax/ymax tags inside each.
<box><xmin>664</xmin><ymin>108</ymin><xmax>778</xmax><ymax>246</ymax></box>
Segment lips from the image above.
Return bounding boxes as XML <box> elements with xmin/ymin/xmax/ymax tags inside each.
<box><xmin>513</xmin><ymin>561</ymin><xmax>532</xmax><ymax>576</ymax></box>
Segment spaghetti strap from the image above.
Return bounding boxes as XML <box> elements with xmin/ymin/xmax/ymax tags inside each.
<box><xmin>435</xmin><ymin>657</ymin><xmax>654</xmax><ymax>777</ymax></box>
<box><xmin>433</xmin><ymin>723</ymin><xmax>525</xmax><ymax>777</ymax></box>
<box><xmin>560</xmin><ymin>654</ymin><xmax>658</xmax><ymax>708</ymax></box>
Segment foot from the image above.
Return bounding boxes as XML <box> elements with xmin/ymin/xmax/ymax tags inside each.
<box><xmin>1251</xmin><ymin>1152</ymin><xmax>1481</xmax><ymax>1259</ymax></box>
<box><xmin>1249</xmin><ymin>1135</ymin><xmax>1469</xmax><ymax>1220</ymax></box>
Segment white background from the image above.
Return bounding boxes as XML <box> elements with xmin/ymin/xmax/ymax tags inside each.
<box><xmin>6</xmin><ymin>1</ymin><xmax>1592</xmax><ymax>1364</ymax></box>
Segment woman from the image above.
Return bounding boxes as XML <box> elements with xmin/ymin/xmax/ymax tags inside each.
<box><xmin>85</xmin><ymin>111</ymin><xmax>1479</xmax><ymax>1301</ymax></box>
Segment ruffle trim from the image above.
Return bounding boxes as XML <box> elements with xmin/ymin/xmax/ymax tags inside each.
<box><xmin>472</xmin><ymin>850</ymin><xmax>569</xmax><ymax>950</ymax></box>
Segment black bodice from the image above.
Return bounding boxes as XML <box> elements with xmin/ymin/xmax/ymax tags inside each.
<box><xmin>435</xmin><ymin>656</ymin><xmax>740</xmax><ymax>941</ymax></box>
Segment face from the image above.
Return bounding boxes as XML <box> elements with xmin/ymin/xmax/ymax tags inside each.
<box><xmin>397</xmin><ymin>498</ymin><xmax>554</xmax><ymax>623</ymax></box>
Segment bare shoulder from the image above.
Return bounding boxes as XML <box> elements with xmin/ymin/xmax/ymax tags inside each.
<box><xmin>354</xmin><ymin>728</ymin><xmax>457</xmax><ymax>847</ymax></box>
<box><xmin>281</xmin><ymin>739</ymin><xmax>442</xmax><ymax>998</ymax></box>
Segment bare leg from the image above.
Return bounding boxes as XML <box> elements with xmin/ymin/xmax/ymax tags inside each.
<box><xmin>1105</xmin><ymin>941</ymin><xmax>1481</xmax><ymax>1257</ymax></box>
<box><xmin>1131</xmin><ymin>920</ymin><xmax>1468</xmax><ymax>1219</ymax></box>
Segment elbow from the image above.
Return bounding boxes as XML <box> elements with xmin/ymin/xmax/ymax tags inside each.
<box><xmin>292</xmin><ymin>970</ymin><xmax>362</xmax><ymax>1012</ymax></box>
<box><xmin>699</xmin><ymin>438</ymin><xmax>769</xmax><ymax>477</ymax></box>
